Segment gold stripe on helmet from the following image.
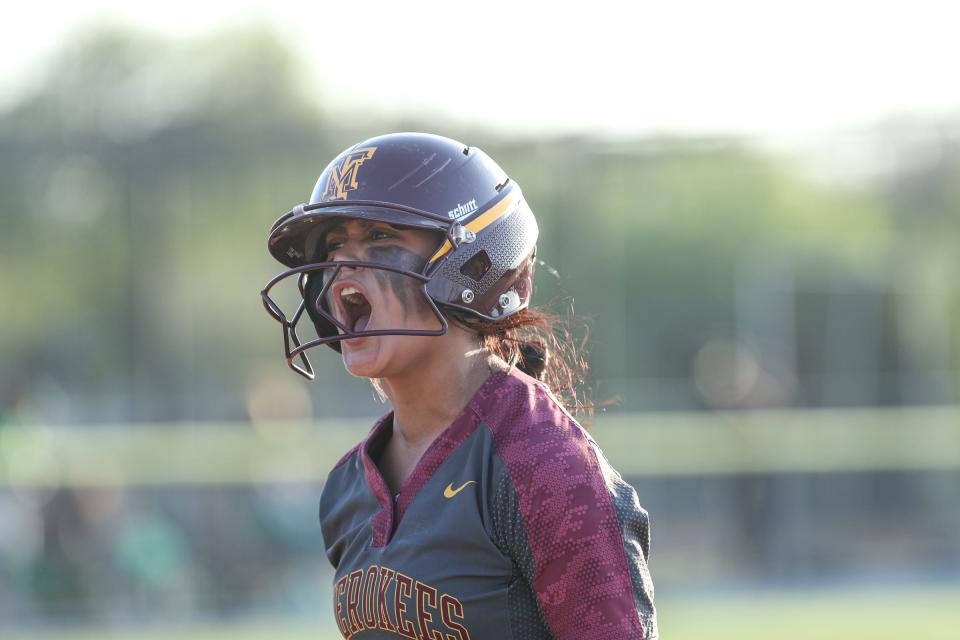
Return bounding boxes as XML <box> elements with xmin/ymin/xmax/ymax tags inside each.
<box><xmin>429</xmin><ymin>193</ymin><xmax>518</xmax><ymax>263</ymax></box>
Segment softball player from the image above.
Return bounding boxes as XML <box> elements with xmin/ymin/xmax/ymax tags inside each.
<box><xmin>261</xmin><ymin>132</ymin><xmax>657</xmax><ymax>639</ymax></box>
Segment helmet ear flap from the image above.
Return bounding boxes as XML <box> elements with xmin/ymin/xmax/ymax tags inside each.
<box><xmin>304</xmin><ymin>272</ymin><xmax>342</xmax><ymax>353</ymax></box>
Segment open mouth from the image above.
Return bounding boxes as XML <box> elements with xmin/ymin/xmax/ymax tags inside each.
<box><xmin>337</xmin><ymin>286</ymin><xmax>372</xmax><ymax>333</ymax></box>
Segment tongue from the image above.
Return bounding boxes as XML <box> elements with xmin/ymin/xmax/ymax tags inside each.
<box><xmin>352</xmin><ymin>314</ymin><xmax>370</xmax><ymax>333</ymax></box>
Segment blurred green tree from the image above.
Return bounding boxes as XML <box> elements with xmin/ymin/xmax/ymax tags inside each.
<box><xmin>1</xmin><ymin>25</ymin><xmax>956</xmax><ymax>421</ymax></box>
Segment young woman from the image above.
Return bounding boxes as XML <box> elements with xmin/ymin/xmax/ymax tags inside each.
<box><xmin>261</xmin><ymin>132</ymin><xmax>657</xmax><ymax>639</ymax></box>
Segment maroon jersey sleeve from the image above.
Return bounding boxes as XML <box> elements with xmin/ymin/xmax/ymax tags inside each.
<box><xmin>484</xmin><ymin>373</ymin><xmax>657</xmax><ymax>639</ymax></box>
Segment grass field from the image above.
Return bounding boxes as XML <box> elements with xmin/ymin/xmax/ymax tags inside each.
<box><xmin>7</xmin><ymin>584</ymin><xmax>959</xmax><ymax>640</ymax></box>
<box><xmin>4</xmin><ymin>409</ymin><xmax>958</xmax><ymax>639</ymax></box>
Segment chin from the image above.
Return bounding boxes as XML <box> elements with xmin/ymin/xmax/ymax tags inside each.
<box><xmin>340</xmin><ymin>332</ymin><xmax>429</xmax><ymax>380</ymax></box>
<box><xmin>340</xmin><ymin>337</ymin><xmax>386</xmax><ymax>378</ymax></box>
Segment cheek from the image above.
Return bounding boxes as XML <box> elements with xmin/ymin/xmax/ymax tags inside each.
<box><xmin>372</xmin><ymin>270</ymin><xmax>423</xmax><ymax>311</ymax></box>
<box><xmin>371</xmin><ymin>292</ymin><xmax>441</xmax><ymax>346</ymax></box>
<box><xmin>367</xmin><ymin>245</ymin><xmax>428</xmax><ymax>275</ymax></box>
<box><xmin>367</xmin><ymin>246</ymin><xmax>430</xmax><ymax>317</ymax></box>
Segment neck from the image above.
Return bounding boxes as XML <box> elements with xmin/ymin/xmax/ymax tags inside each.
<box><xmin>380</xmin><ymin>346</ymin><xmax>498</xmax><ymax>449</ymax></box>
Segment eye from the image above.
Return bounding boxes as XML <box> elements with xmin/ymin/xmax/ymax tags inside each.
<box><xmin>324</xmin><ymin>239</ymin><xmax>344</xmax><ymax>253</ymax></box>
<box><xmin>371</xmin><ymin>229</ymin><xmax>394</xmax><ymax>241</ymax></box>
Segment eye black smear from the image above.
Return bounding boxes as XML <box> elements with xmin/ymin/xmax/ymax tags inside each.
<box><xmin>367</xmin><ymin>245</ymin><xmax>429</xmax><ymax>311</ymax></box>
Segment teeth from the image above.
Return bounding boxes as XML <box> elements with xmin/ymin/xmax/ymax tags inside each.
<box><xmin>339</xmin><ymin>286</ymin><xmax>366</xmax><ymax>306</ymax></box>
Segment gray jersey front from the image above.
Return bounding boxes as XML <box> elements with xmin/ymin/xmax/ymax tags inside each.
<box><xmin>320</xmin><ymin>368</ymin><xmax>658</xmax><ymax>639</ymax></box>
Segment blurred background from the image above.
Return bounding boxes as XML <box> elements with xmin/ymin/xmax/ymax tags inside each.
<box><xmin>1</xmin><ymin>2</ymin><xmax>958</xmax><ymax>639</ymax></box>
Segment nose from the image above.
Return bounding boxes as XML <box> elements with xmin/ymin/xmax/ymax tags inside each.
<box><xmin>327</xmin><ymin>236</ymin><xmax>368</xmax><ymax>264</ymax></box>
<box><xmin>335</xmin><ymin>254</ymin><xmax>364</xmax><ymax>273</ymax></box>
<box><xmin>322</xmin><ymin>264</ymin><xmax>360</xmax><ymax>293</ymax></box>
<box><xmin>322</xmin><ymin>243</ymin><xmax>364</xmax><ymax>291</ymax></box>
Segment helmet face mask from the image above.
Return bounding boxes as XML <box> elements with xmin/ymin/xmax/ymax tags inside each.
<box><xmin>261</xmin><ymin>133</ymin><xmax>538</xmax><ymax>379</ymax></box>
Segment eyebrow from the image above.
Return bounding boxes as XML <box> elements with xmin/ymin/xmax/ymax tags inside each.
<box><xmin>325</xmin><ymin>220</ymin><xmax>402</xmax><ymax>236</ymax></box>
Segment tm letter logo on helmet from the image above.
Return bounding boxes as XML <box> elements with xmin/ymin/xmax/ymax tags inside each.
<box><xmin>322</xmin><ymin>147</ymin><xmax>377</xmax><ymax>200</ymax></box>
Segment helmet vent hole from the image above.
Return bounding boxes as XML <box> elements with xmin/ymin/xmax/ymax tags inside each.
<box><xmin>463</xmin><ymin>146</ymin><xmax>471</xmax><ymax>155</ymax></box>
<box><xmin>459</xmin><ymin>250</ymin><xmax>492</xmax><ymax>282</ymax></box>
<box><xmin>495</xmin><ymin>178</ymin><xmax>510</xmax><ymax>192</ymax></box>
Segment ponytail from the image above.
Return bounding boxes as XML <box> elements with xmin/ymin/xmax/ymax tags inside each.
<box><xmin>517</xmin><ymin>340</ymin><xmax>549</xmax><ymax>380</ymax></box>
<box><xmin>466</xmin><ymin>305</ymin><xmax>598</xmax><ymax>417</ymax></box>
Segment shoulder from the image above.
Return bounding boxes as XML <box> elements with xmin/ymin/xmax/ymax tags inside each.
<box><xmin>479</xmin><ymin>369</ymin><xmax>656</xmax><ymax>638</ymax></box>
<box><xmin>328</xmin><ymin>411</ymin><xmax>391</xmax><ymax>474</ymax></box>
<box><xmin>319</xmin><ymin>413</ymin><xmax>391</xmax><ymax>566</ymax></box>
<box><xmin>475</xmin><ymin>368</ymin><xmax>612</xmax><ymax>537</ymax></box>
<box><xmin>473</xmin><ymin>367</ymin><xmax>596</xmax><ymax>476</ymax></box>
<box><xmin>320</xmin><ymin>412</ymin><xmax>390</xmax><ymax>517</ymax></box>
<box><xmin>331</xmin><ymin>442</ymin><xmax>362</xmax><ymax>471</ymax></box>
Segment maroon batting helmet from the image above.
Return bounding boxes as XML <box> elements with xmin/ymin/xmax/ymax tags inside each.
<box><xmin>261</xmin><ymin>132</ymin><xmax>538</xmax><ymax>379</ymax></box>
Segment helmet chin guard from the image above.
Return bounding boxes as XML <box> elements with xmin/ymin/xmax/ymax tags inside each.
<box><xmin>262</xmin><ymin>133</ymin><xmax>539</xmax><ymax>379</ymax></box>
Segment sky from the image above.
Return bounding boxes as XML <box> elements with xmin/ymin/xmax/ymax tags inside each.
<box><xmin>3</xmin><ymin>0</ymin><xmax>959</xmax><ymax>139</ymax></box>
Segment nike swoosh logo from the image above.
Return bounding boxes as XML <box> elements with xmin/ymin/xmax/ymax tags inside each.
<box><xmin>443</xmin><ymin>480</ymin><xmax>477</xmax><ymax>499</ymax></box>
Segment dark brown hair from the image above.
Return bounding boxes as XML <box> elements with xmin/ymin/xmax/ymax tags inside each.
<box><xmin>466</xmin><ymin>305</ymin><xmax>598</xmax><ymax>417</ymax></box>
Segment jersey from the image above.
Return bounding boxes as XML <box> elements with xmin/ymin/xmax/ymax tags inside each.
<box><xmin>319</xmin><ymin>366</ymin><xmax>658</xmax><ymax>639</ymax></box>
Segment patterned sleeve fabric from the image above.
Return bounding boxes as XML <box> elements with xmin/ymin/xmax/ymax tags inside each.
<box><xmin>491</xmin><ymin>471</ymin><xmax>554</xmax><ymax>639</ymax></box>
<box><xmin>590</xmin><ymin>441</ymin><xmax>658</xmax><ymax>638</ymax></box>
<box><xmin>482</xmin><ymin>374</ymin><xmax>658</xmax><ymax>639</ymax></box>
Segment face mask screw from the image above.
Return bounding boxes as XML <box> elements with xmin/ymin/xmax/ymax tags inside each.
<box><xmin>461</xmin><ymin>289</ymin><xmax>475</xmax><ymax>303</ymax></box>
<box><xmin>451</xmin><ymin>225</ymin><xmax>476</xmax><ymax>245</ymax></box>
<box><xmin>499</xmin><ymin>294</ymin><xmax>512</xmax><ymax>308</ymax></box>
